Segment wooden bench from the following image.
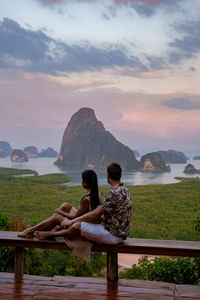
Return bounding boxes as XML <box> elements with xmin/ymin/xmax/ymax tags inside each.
<box><xmin>0</xmin><ymin>231</ymin><xmax>200</xmax><ymax>281</ymax></box>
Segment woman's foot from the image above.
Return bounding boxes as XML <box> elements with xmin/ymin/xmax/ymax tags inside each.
<box><xmin>18</xmin><ymin>228</ymin><xmax>34</xmax><ymax>238</ymax></box>
<box><xmin>34</xmin><ymin>231</ymin><xmax>53</xmax><ymax>240</ymax></box>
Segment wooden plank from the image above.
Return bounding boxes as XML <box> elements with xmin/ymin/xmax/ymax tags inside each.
<box><xmin>0</xmin><ymin>231</ymin><xmax>200</xmax><ymax>257</ymax></box>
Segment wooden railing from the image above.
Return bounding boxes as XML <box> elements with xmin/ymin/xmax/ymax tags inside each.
<box><xmin>0</xmin><ymin>231</ymin><xmax>200</xmax><ymax>281</ymax></box>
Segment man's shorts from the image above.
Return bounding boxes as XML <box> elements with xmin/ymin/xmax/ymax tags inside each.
<box><xmin>81</xmin><ymin>222</ymin><xmax>123</xmax><ymax>244</ymax></box>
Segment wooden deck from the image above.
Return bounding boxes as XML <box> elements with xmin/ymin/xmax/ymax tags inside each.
<box><xmin>0</xmin><ymin>272</ymin><xmax>199</xmax><ymax>300</ymax></box>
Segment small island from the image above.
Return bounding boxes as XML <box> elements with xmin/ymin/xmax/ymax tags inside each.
<box><xmin>183</xmin><ymin>164</ymin><xmax>200</xmax><ymax>174</ymax></box>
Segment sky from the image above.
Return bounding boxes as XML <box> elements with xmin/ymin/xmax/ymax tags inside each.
<box><xmin>0</xmin><ymin>0</ymin><xmax>200</xmax><ymax>155</ymax></box>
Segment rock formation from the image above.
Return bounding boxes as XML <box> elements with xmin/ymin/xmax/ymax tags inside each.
<box><xmin>0</xmin><ymin>141</ymin><xmax>13</xmax><ymax>156</ymax></box>
<box><xmin>54</xmin><ymin>107</ymin><xmax>139</xmax><ymax>170</ymax></box>
<box><xmin>139</xmin><ymin>152</ymin><xmax>171</xmax><ymax>172</ymax></box>
<box><xmin>184</xmin><ymin>164</ymin><xmax>200</xmax><ymax>174</ymax></box>
<box><xmin>193</xmin><ymin>156</ymin><xmax>200</xmax><ymax>160</ymax></box>
<box><xmin>24</xmin><ymin>146</ymin><xmax>38</xmax><ymax>158</ymax></box>
<box><xmin>158</xmin><ymin>150</ymin><xmax>188</xmax><ymax>164</ymax></box>
<box><xmin>11</xmin><ymin>149</ymin><xmax>28</xmax><ymax>162</ymax></box>
<box><xmin>38</xmin><ymin>147</ymin><xmax>58</xmax><ymax>158</ymax></box>
<box><xmin>0</xmin><ymin>149</ymin><xmax>7</xmax><ymax>158</ymax></box>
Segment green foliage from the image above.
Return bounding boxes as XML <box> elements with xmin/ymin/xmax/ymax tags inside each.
<box><xmin>18</xmin><ymin>173</ymin><xmax>70</xmax><ymax>184</ymax></box>
<box><xmin>0</xmin><ymin>213</ymin><xmax>14</xmax><ymax>272</ymax></box>
<box><xmin>0</xmin><ymin>213</ymin><xmax>9</xmax><ymax>230</ymax></box>
<box><xmin>193</xmin><ymin>193</ymin><xmax>200</xmax><ymax>233</ymax></box>
<box><xmin>120</xmin><ymin>256</ymin><xmax>200</xmax><ymax>285</ymax></box>
<box><xmin>1</xmin><ymin>170</ymin><xmax>200</xmax><ymax>281</ymax></box>
<box><xmin>0</xmin><ymin>167</ymin><xmax>38</xmax><ymax>176</ymax></box>
<box><xmin>23</xmin><ymin>249</ymin><xmax>106</xmax><ymax>277</ymax></box>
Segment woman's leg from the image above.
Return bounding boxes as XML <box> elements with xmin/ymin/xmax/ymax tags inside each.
<box><xmin>18</xmin><ymin>202</ymin><xmax>74</xmax><ymax>237</ymax></box>
<box><xmin>18</xmin><ymin>212</ymin><xmax>66</xmax><ymax>237</ymax></box>
<box><xmin>34</xmin><ymin>222</ymin><xmax>81</xmax><ymax>240</ymax></box>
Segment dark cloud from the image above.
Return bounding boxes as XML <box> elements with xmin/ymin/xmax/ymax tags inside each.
<box><xmin>169</xmin><ymin>20</ymin><xmax>200</xmax><ymax>64</ymax></box>
<box><xmin>145</xmin><ymin>55</ymin><xmax>166</xmax><ymax>69</ymax></box>
<box><xmin>0</xmin><ymin>18</ymin><xmax>148</xmax><ymax>75</ymax></box>
<box><xmin>163</xmin><ymin>97</ymin><xmax>200</xmax><ymax>110</ymax></box>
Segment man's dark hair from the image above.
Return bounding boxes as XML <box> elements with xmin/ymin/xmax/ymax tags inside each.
<box><xmin>107</xmin><ymin>162</ymin><xmax>122</xmax><ymax>181</ymax></box>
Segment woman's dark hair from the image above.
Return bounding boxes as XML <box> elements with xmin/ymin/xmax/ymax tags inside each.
<box><xmin>82</xmin><ymin>170</ymin><xmax>100</xmax><ymax>210</ymax></box>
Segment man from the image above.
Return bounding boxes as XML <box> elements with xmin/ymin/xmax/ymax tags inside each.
<box><xmin>35</xmin><ymin>162</ymin><xmax>132</xmax><ymax>244</ymax></box>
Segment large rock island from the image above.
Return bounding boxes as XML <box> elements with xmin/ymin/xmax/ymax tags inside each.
<box><xmin>139</xmin><ymin>152</ymin><xmax>171</xmax><ymax>172</ymax></box>
<box><xmin>54</xmin><ymin>107</ymin><xmax>139</xmax><ymax>170</ymax></box>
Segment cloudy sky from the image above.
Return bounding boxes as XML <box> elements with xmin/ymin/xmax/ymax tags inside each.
<box><xmin>0</xmin><ymin>0</ymin><xmax>200</xmax><ymax>154</ymax></box>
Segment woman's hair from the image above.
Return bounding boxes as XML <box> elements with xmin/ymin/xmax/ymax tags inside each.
<box><xmin>82</xmin><ymin>169</ymin><xmax>100</xmax><ymax>210</ymax></box>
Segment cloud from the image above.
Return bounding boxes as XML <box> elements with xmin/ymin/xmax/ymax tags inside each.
<box><xmin>0</xmin><ymin>18</ymin><xmax>148</xmax><ymax>75</ymax></box>
<box><xmin>162</xmin><ymin>97</ymin><xmax>200</xmax><ymax>110</ymax></box>
<box><xmin>169</xmin><ymin>19</ymin><xmax>200</xmax><ymax>64</ymax></box>
<box><xmin>36</xmin><ymin>0</ymin><xmax>64</xmax><ymax>5</ymax></box>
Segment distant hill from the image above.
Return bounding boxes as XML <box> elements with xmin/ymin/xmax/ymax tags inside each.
<box><xmin>158</xmin><ymin>150</ymin><xmax>188</xmax><ymax>164</ymax></box>
<box><xmin>193</xmin><ymin>156</ymin><xmax>200</xmax><ymax>160</ymax></box>
<box><xmin>39</xmin><ymin>147</ymin><xmax>58</xmax><ymax>158</ymax></box>
<box><xmin>54</xmin><ymin>107</ymin><xmax>139</xmax><ymax>170</ymax></box>
<box><xmin>0</xmin><ymin>141</ymin><xmax>13</xmax><ymax>156</ymax></box>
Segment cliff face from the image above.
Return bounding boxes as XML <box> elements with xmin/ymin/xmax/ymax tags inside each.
<box><xmin>54</xmin><ymin>108</ymin><xmax>139</xmax><ymax>170</ymax></box>
<box><xmin>139</xmin><ymin>152</ymin><xmax>171</xmax><ymax>172</ymax></box>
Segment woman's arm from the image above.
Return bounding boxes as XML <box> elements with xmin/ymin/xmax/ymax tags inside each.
<box><xmin>62</xmin><ymin>205</ymin><xmax>104</xmax><ymax>228</ymax></box>
<box><xmin>55</xmin><ymin>197</ymin><xmax>90</xmax><ymax>219</ymax></box>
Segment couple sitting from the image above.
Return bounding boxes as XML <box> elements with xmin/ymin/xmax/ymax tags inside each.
<box><xmin>18</xmin><ymin>162</ymin><xmax>132</xmax><ymax>246</ymax></box>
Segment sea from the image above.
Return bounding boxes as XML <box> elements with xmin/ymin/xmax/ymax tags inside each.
<box><xmin>1</xmin><ymin>157</ymin><xmax>200</xmax><ymax>186</ymax></box>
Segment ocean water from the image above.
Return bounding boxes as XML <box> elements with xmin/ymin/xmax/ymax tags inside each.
<box><xmin>1</xmin><ymin>157</ymin><xmax>200</xmax><ymax>186</ymax></box>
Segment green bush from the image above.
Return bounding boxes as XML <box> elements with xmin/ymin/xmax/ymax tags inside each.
<box><xmin>120</xmin><ymin>256</ymin><xmax>200</xmax><ymax>285</ymax></box>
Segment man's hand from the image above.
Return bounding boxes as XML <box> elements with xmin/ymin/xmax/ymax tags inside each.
<box><xmin>61</xmin><ymin>219</ymin><xmax>73</xmax><ymax>228</ymax></box>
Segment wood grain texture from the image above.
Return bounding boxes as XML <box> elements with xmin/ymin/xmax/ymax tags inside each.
<box><xmin>0</xmin><ymin>273</ymin><xmax>200</xmax><ymax>300</ymax></box>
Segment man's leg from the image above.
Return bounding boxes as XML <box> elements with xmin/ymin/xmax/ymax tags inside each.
<box><xmin>34</xmin><ymin>222</ymin><xmax>81</xmax><ymax>240</ymax></box>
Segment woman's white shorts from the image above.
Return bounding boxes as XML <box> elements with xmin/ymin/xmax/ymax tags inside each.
<box><xmin>81</xmin><ymin>222</ymin><xmax>123</xmax><ymax>244</ymax></box>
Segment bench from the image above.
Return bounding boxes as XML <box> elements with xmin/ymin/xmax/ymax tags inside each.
<box><xmin>0</xmin><ymin>231</ymin><xmax>200</xmax><ymax>281</ymax></box>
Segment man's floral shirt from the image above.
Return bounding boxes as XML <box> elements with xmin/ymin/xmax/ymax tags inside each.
<box><xmin>101</xmin><ymin>183</ymin><xmax>132</xmax><ymax>239</ymax></box>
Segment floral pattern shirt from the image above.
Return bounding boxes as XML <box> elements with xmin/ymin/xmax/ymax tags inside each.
<box><xmin>100</xmin><ymin>183</ymin><xmax>132</xmax><ymax>239</ymax></box>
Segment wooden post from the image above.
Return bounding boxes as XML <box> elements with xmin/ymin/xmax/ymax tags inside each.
<box><xmin>14</xmin><ymin>247</ymin><xmax>24</xmax><ymax>274</ymax></box>
<box><xmin>107</xmin><ymin>252</ymin><xmax>118</xmax><ymax>281</ymax></box>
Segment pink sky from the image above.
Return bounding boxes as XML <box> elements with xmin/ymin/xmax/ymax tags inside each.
<box><xmin>0</xmin><ymin>0</ymin><xmax>200</xmax><ymax>154</ymax></box>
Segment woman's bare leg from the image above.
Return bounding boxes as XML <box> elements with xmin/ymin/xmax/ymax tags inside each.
<box><xmin>18</xmin><ymin>202</ymin><xmax>74</xmax><ymax>238</ymax></box>
<box><xmin>18</xmin><ymin>213</ymin><xmax>65</xmax><ymax>237</ymax></box>
<box><xmin>34</xmin><ymin>222</ymin><xmax>81</xmax><ymax>240</ymax></box>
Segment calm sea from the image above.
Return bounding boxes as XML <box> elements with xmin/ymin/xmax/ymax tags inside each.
<box><xmin>1</xmin><ymin>157</ymin><xmax>200</xmax><ymax>186</ymax></box>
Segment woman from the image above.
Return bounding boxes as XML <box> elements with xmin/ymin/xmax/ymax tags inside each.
<box><xmin>18</xmin><ymin>170</ymin><xmax>101</xmax><ymax>238</ymax></box>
